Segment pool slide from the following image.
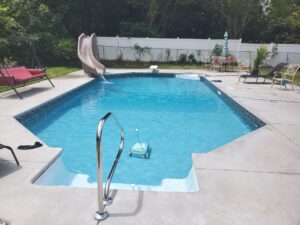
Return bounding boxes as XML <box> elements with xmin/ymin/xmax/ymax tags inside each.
<box><xmin>77</xmin><ymin>33</ymin><xmax>106</xmax><ymax>79</ymax></box>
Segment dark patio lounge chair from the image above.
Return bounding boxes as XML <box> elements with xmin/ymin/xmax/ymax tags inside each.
<box><xmin>0</xmin><ymin>144</ymin><xmax>20</xmax><ymax>165</ymax></box>
<box><xmin>0</xmin><ymin>65</ymin><xmax>54</xmax><ymax>99</ymax></box>
<box><xmin>259</xmin><ymin>63</ymin><xmax>288</xmax><ymax>83</ymax></box>
<box><xmin>238</xmin><ymin>69</ymin><xmax>260</xmax><ymax>83</ymax></box>
<box><xmin>238</xmin><ymin>63</ymin><xmax>288</xmax><ymax>83</ymax></box>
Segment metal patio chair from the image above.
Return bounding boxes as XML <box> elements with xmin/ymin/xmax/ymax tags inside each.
<box><xmin>0</xmin><ymin>144</ymin><xmax>20</xmax><ymax>165</ymax></box>
<box><xmin>272</xmin><ymin>64</ymin><xmax>300</xmax><ymax>89</ymax></box>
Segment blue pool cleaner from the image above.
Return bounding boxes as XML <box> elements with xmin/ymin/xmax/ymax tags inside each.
<box><xmin>129</xmin><ymin>128</ymin><xmax>151</xmax><ymax>159</ymax></box>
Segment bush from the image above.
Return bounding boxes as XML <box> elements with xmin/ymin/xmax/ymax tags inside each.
<box><xmin>134</xmin><ymin>44</ymin><xmax>151</xmax><ymax>61</ymax></box>
<box><xmin>52</xmin><ymin>37</ymin><xmax>77</xmax><ymax>63</ymax></box>
<box><xmin>32</xmin><ymin>34</ymin><xmax>78</xmax><ymax>67</ymax></box>
<box><xmin>225</xmin><ymin>53</ymin><xmax>238</xmax><ymax>66</ymax></box>
<box><xmin>0</xmin><ymin>38</ymin><xmax>9</xmax><ymax>60</ymax></box>
<box><xmin>117</xmin><ymin>50</ymin><xmax>123</xmax><ymax>61</ymax></box>
<box><xmin>253</xmin><ymin>45</ymin><xmax>269</xmax><ymax>70</ymax></box>
<box><xmin>120</xmin><ymin>22</ymin><xmax>159</xmax><ymax>37</ymax></box>
<box><xmin>178</xmin><ymin>53</ymin><xmax>187</xmax><ymax>64</ymax></box>
<box><xmin>211</xmin><ymin>44</ymin><xmax>223</xmax><ymax>56</ymax></box>
<box><xmin>165</xmin><ymin>48</ymin><xmax>171</xmax><ymax>62</ymax></box>
<box><xmin>188</xmin><ymin>53</ymin><xmax>196</xmax><ymax>63</ymax></box>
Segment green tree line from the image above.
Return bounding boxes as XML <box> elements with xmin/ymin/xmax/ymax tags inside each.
<box><xmin>0</xmin><ymin>0</ymin><xmax>299</xmax><ymax>65</ymax></box>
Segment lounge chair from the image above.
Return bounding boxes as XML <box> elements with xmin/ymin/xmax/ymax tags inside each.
<box><xmin>238</xmin><ymin>67</ymin><xmax>259</xmax><ymax>83</ymax></box>
<box><xmin>238</xmin><ymin>63</ymin><xmax>288</xmax><ymax>83</ymax></box>
<box><xmin>238</xmin><ymin>60</ymin><xmax>253</xmax><ymax>82</ymax></box>
<box><xmin>0</xmin><ymin>65</ymin><xmax>54</xmax><ymax>99</ymax></box>
<box><xmin>0</xmin><ymin>144</ymin><xmax>20</xmax><ymax>165</ymax></box>
<box><xmin>272</xmin><ymin>64</ymin><xmax>300</xmax><ymax>90</ymax></box>
<box><xmin>258</xmin><ymin>63</ymin><xmax>288</xmax><ymax>83</ymax></box>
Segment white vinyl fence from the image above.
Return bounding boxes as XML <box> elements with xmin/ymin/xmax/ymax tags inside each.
<box><xmin>96</xmin><ymin>36</ymin><xmax>300</xmax><ymax>67</ymax></box>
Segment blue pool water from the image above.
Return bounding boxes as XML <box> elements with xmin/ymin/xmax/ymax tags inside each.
<box><xmin>20</xmin><ymin>76</ymin><xmax>256</xmax><ymax>189</ymax></box>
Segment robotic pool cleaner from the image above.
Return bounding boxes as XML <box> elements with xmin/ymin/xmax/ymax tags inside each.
<box><xmin>129</xmin><ymin>128</ymin><xmax>151</xmax><ymax>159</ymax></box>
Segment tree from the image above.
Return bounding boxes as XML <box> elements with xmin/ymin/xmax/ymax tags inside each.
<box><xmin>213</xmin><ymin>0</ymin><xmax>263</xmax><ymax>39</ymax></box>
<box><xmin>0</xmin><ymin>1</ymin><xmax>28</xmax><ymax>61</ymax></box>
<box><xmin>1</xmin><ymin>0</ymin><xmax>299</xmax><ymax>65</ymax></box>
<box><xmin>148</xmin><ymin>0</ymin><xmax>224</xmax><ymax>38</ymax></box>
<box><xmin>265</xmin><ymin>0</ymin><xmax>300</xmax><ymax>43</ymax></box>
<box><xmin>119</xmin><ymin>0</ymin><xmax>158</xmax><ymax>37</ymax></box>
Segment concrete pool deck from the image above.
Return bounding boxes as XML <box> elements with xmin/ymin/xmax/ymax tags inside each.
<box><xmin>0</xmin><ymin>69</ymin><xmax>299</xmax><ymax>225</ymax></box>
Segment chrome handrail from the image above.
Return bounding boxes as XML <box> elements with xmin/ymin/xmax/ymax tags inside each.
<box><xmin>94</xmin><ymin>112</ymin><xmax>125</xmax><ymax>221</ymax></box>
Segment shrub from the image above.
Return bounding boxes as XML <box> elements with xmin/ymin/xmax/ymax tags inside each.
<box><xmin>0</xmin><ymin>38</ymin><xmax>9</xmax><ymax>61</ymax></box>
<box><xmin>117</xmin><ymin>50</ymin><xmax>123</xmax><ymax>61</ymax></box>
<box><xmin>178</xmin><ymin>53</ymin><xmax>187</xmax><ymax>64</ymax></box>
<box><xmin>253</xmin><ymin>45</ymin><xmax>269</xmax><ymax>70</ymax></box>
<box><xmin>52</xmin><ymin>37</ymin><xmax>77</xmax><ymax>62</ymax></box>
<box><xmin>165</xmin><ymin>48</ymin><xmax>171</xmax><ymax>62</ymax></box>
<box><xmin>120</xmin><ymin>22</ymin><xmax>159</xmax><ymax>37</ymax></box>
<box><xmin>134</xmin><ymin>44</ymin><xmax>150</xmax><ymax>61</ymax></box>
<box><xmin>225</xmin><ymin>53</ymin><xmax>237</xmax><ymax>65</ymax></box>
<box><xmin>211</xmin><ymin>44</ymin><xmax>223</xmax><ymax>56</ymax></box>
<box><xmin>188</xmin><ymin>53</ymin><xmax>196</xmax><ymax>64</ymax></box>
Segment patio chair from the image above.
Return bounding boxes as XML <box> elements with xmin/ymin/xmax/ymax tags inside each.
<box><xmin>211</xmin><ymin>56</ymin><xmax>223</xmax><ymax>71</ymax></box>
<box><xmin>271</xmin><ymin>64</ymin><xmax>300</xmax><ymax>90</ymax></box>
<box><xmin>0</xmin><ymin>65</ymin><xmax>54</xmax><ymax>99</ymax></box>
<box><xmin>224</xmin><ymin>55</ymin><xmax>235</xmax><ymax>71</ymax></box>
<box><xmin>258</xmin><ymin>63</ymin><xmax>288</xmax><ymax>83</ymax></box>
<box><xmin>238</xmin><ymin>61</ymin><xmax>260</xmax><ymax>83</ymax></box>
<box><xmin>0</xmin><ymin>144</ymin><xmax>20</xmax><ymax>165</ymax></box>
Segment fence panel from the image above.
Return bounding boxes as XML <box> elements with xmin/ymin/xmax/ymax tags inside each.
<box><xmin>97</xmin><ymin>44</ymin><xmax>300</xmax><ymax>66</ymax></box>
<box><xmin>287</xmin><ymin>52</ymin><xmax>300</xmax><ymax>64</ymax></box>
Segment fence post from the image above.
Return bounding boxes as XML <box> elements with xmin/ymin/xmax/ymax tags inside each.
<box><xmin>176</xmin><ymin>37</ymin><xmax>180</xmax><ymax>62</ymax></box>
<box><xmin>249</xmin><ymin>51</ymin><xmax>252</xmax><ymax>70</ymax></box>
<box><xmin>103</xmin><ymin>46</ymin><xmax>105</xmax><ymax>60</ymax></box>
<box><xmin>237</xmin><ymin>38</ymin><xmax>242</xmax><ymax>59</ymax></box>
<box><xmin>116</xmin><ymin>35</ymin><xmax>119</xmax><ymax>60</ymax></box>
<box><xmin>146</xmin><ymin>37</ymin><xmax>149</xmax><ymax>62</ymax></box>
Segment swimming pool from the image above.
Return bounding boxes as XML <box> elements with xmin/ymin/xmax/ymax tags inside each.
<box><xmin>17</xmin><ymin>74</ymin><xmax>264</xmax><ymax>192</ymax></box>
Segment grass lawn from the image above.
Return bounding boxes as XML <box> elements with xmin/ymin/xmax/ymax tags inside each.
<box><xmin>0</xmin><ymin>67</ymin><xmax>79</xmax><ymax>93</ymax></box>
<box><xmin>46</xmin><ymin>67</ymin><xmax>80</xmax><ymax>78</ymax></box>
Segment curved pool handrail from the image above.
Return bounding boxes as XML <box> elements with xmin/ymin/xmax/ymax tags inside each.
<box><xmin>95</xmin><ymin>112</ymin><xmax>125</xmax><ymax>221</ymax></box>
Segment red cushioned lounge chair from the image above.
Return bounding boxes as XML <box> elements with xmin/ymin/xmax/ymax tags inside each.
<box><xmin>0</xmin><ymin>66</ymin><xmax>54</xmax><ymax>99</ymax></box>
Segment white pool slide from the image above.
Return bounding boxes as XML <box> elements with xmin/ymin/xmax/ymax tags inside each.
<box><xmin>77</xmin><ymin>33</ymin><xmax>106</xmax><ymax>79</ymax></box>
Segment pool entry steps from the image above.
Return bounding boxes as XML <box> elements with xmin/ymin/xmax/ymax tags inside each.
<box><xmin>94</xmin><ymin>112</ymin><xmax>125</xmax><ymax>221</ymax></box>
